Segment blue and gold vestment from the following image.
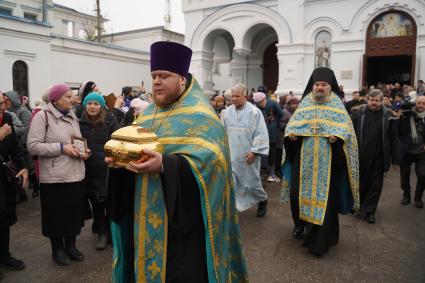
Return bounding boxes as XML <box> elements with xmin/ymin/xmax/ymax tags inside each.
<box><xmin>111</xmin><ymin>75</ymin><xmax>248</xmax><ymax>283</ymax></box>
<box><xmin>281</xmin><ymin>92</ymin><xmax>360</xmax><ymax>225</ymax></box>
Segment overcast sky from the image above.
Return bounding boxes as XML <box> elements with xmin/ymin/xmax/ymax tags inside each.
<box><xmin>53</xmin><ymin>0</ymin><xmax>186</xmax><ymax>34</ymax></box>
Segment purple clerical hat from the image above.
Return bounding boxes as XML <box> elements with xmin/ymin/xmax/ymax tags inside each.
<box><xmin>150</xmin><ymin>41</ymin><xmax>192</xmax><ymax>78</ymax></box>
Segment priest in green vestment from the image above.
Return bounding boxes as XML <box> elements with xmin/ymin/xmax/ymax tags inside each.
<box><xmin>106</xmin><ymin>41</ymin><xmax>248</xmax><ymax>282</ymax></box>
<box><xmin>281</xmin><ymin>67</ymin><xmax>359</xmax><ymax>256</ymax></box>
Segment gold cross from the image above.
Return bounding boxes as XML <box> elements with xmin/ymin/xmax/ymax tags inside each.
<box><xmin>311</xmin><ymin>122</ymin><xmax>320</xmax><ymax>134</ymax></box>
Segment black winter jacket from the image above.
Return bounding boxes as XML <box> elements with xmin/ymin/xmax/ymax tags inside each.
<box><xmin>79</xmin><ymin>112</ymin><xmax>119</xmax><ymax>202</ymax></box>
<box><xmin>351</xmin><ymin>105</ymin><xmax>400</xmax><ymax>172</ymax></box>
<box><xmin>398</xmin><ymin>111</ymin><xmax>425</xmax><ymax>159</ymax></box>
<box><xmin>0</xmin><ymin>112</ymin><xmax>27</xmax><ymax>228</ymax></box>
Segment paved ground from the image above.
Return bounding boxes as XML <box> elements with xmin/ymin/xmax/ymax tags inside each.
<box><xmin>4</xmin><ymin>168</ymin><xmax>425</xmax><ymax>282</ymax></box>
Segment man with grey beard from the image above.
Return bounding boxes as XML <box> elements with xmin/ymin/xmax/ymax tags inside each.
<box><xmin>281</xmin><ymin>67</ymin><xmax>359</xmax><ymax>256</ymax></box>
<box><xmin>398</xmin><ymin>95</ymin><xmax>425</xmax><ymax>208</ymax></box>
<box><xmin>352</xmin><ymin>89</ymin><xmax>400</xmax><ymax>224</ymax></box>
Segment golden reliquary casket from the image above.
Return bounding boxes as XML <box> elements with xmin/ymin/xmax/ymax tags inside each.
<box><xmin>104</xmin><ymin>123</ymin><xmax>163</xmax><ymax>167</ymax></box>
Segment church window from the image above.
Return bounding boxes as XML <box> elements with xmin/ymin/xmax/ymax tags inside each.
<box><xmin>24</xmin><ymin>13</ymin><xmax>37</xmax><ymax>21</ymax></box>
<box><xmin>63</xmin><ymin>20</ymin><xmax>74</xmax><ymax>37</ymax></box>
<box><xmin>67</xmin><ymin>21</ymin><xmax>74</xmax><ymax>37</ymax></box>
<box><xmin>0</xmin><ymin>7</ymin><xmax>12</xmax><ymax>16</ymax></box>
<box><xmin>315</xmin><ymin>31</ymin><xmax>331</xmax><ymax>68</ymax></box>
<box><xmin>12</xmin><ymin>60</ymin><xmax>29</xmax><ymax>98</ymax></box>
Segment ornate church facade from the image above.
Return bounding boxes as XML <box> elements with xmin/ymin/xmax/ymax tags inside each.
<box><xmin>183</xmin><ymin>0</ymin><xmax>425</xmax><ymax>95</ymax></box>
<box><xmin>2</xmin><ymin>0</ymin><xmax>424</xmax><ymax>101</ymax></box>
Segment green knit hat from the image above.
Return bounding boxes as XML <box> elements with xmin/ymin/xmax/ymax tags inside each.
<box><xmin>82</xmin><ymin>92</ymin><xmax>106</xmax><ymax>108</ymax></box>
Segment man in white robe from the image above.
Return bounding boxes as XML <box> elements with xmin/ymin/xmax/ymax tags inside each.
<box><xmin>222</xmin><ymin>83</ymin><xmax>270</xmax><ymax>217</ymax></box>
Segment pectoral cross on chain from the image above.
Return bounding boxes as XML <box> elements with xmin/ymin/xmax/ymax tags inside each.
<box><xmin>311</xmin><ymin>122</ymin><xmax>320</xmax><ymax>134</ymax></box>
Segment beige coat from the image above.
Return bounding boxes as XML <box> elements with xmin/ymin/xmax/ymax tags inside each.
<box><xmin>27</xmin><ymin>103</ymin><xmax>85</xmax><ymax>183</ymax></box>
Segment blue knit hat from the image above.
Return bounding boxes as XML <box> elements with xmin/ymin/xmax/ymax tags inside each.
<box><xmin>83</xmin><ymin>92</ymin><xmax>106</xmax><ymax>108</ymax></box>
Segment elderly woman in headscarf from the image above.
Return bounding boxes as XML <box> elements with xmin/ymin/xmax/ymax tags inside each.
<box><xmin>27</xmin><ymin>84</ymin><xmax>89</xmax><ymax>266</ymax></box>
<box><xmin>3</xmin><ymin>91</ymin><xmax>34</xmax><ymax>201</ymax></box>
<box><xmin>253</xmin><ymin>92</ymin><xmax>268</xmax><ymax>124</ymax></box>
<box><xmin>0</xmin><ymin>92</ymin><xmax>28</xmax><ymax>280</ymax></box>
<box><xmin>214</xmin><ymin>95</ymin><xmax>226</xmax><ymax>116</ymax></box>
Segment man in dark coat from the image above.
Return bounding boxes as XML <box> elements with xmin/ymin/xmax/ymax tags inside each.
<box><xmin>345</xmin><ymin>91</ymin><xmax>364</xmax><ymax>114</ymax></box>
<box><xmin>352</xmin><ymin>89</ymin><xmax>400</xmax><ymax>224</ymax></box>
<box><xmin>398</xmin><ymin>95</ymin><xmax>425</xmax><ymax>208</ymax></box>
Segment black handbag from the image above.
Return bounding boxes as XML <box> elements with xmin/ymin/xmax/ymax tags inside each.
<box><xmin>0</xmin><ymin>155</ymin><xmax>19</xmax><ymax>183</ymax></box>
<box><xmin>1</xmin><ymin>155</ymin><xmax>27</xmax><ymax>203</ymax></box>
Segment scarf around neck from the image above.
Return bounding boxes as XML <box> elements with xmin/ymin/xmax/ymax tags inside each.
<box><xmin>410</xmin><ymin>110</ymin><xmax>425</xmax><ymax>143</ymax></box>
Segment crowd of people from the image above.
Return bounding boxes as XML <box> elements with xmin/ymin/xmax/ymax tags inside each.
<box><xmin>207</xmin><ymin>74</ymin><xmax>424</xmax><ymax>256</ymax></box>
<box><xmin>0</xmin><ymin>40</ymin><xmax>423</xmax><ymax>282</ymax></box>
<box><xmin>0</xmin><ymin>80</ymin><xmax>154</xmax><ymax>278</ymax></box>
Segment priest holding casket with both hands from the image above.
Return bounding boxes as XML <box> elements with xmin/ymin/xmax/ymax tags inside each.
<box><xmin>106</xmin><ymin>41</ymin><xmax>248</xmax><ymax>283</ymax></box>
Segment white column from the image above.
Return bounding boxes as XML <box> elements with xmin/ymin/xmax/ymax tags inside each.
<box><xmin>190</xmin><ymin>50</ymin><xmax>215</xmax><ymax>96</ymax></box>
<box><xmin>275</xmin><ymin>44</ymin><xmax>286</xmax><ymax>95</ymax></box>
<box><xmin>246</xmin><ymin>58</ymin><xmax>263</xmax><ymax>91</ymax></box>
<box><xmin>275</xmin><ymin>43</ymin><xmax>308</xmax><ymax>95</ymax></box>
<box><xmin>230</xmin><ymin>48</ymin><xmax>251</xmax><ymax>86</ymax></box>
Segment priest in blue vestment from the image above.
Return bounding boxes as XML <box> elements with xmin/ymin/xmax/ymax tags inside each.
<box><xmin>281</xmin><ymin>67</ymin><xmax>359</xmax><ymax>256</ymax></box>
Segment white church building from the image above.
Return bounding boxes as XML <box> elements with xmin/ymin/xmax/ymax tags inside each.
<box><xmin>0</xmin><ymin>0</ymin><xmax>183</xmax><ymax>103</ymax></box>
<box><xmin>1</xmin><ymin>0</ymin><xmax>424</xmax><ymax>103</ymax></box>
<box><xmin>183</xmin><ymin>0</ymin><xmax>425</xmax><ymax>96</ymax></box>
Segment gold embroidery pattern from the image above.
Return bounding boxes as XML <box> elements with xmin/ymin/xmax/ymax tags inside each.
<box><xmin>148</xmin><ymin>213</ymin><xmax>163</xmax><ymax>229</ymax></box>
<box><xmin>147</xmin><ymin>261</ymin><xmax>161</xmax><ymax>280</ymax></box>
<box><xmin>132</xmin><ymin>77</ymin><xmax>247</xmax><ymax>283</ymax></box>
<box><xmin>289</xmin><ymin>119</ymin><xmax>349</xmax><ymax>130</ymax></box>
<box><xmin>285</xmin><ymin>92</ymin><xmax>360</xmax><ymax>220</ymax></box>
<box><xmin>137</xmin><ymin>174</ymin><xmax>149</xmax><ymax>283</ymax></box>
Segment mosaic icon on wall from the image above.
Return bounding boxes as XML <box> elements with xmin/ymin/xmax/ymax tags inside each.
<box><xmin>370</xmin><ymin>13</ymin><xmax>414</xmax><ymax>38</ymax></box>
<box><xmin>315</xmin><ymin>31</ymin><xmax>331</xmax><ymax>68</ymax></box>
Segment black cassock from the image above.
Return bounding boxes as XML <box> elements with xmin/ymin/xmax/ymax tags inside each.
<box><xmin>107</xmin><ymin>155</ymin><xmax>208</xmax><ymax>283</ymax></box>
<box><xmin>286</xmin><ymin>137</ymin><xmax>348</xmax><ymax>256</ymax></box>
<box><xmin>358</xmin><ymin>109</ymin><xmax>384</xmax><ymax>215</ymax></box>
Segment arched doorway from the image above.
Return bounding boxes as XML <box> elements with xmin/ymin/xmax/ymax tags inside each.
<box><xmin>12</xmin><ymin>60</ymin><xmax>29</xmax><ymax>97</ymax></box>
<box><xmin>242</xmin><ymin>24</ymin><xmax>279</xmax><ymax>92</ymax></box>
<box><xmin>189</xmin><ymin>4</ymin><xmax>291</xmax><ymax>95</ymax></box>
<box><xmin>263</xmin><ymin>42</ymin><xmax>278</xmax><ymax>92</ymax></box>
<box><xmin>201</xmin><ymin>29</ymin><xmax>235</xmax><ymax>95</ymax></box>
<box><xmin>363</xmin><ymin>11</ymin><xmax>416</xmax><ymax>86</ymax></box>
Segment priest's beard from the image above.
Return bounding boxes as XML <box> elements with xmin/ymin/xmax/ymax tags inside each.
<box><xmin>313</xmin><ymin>91</ymin><xmax>330</xmax><ymax>103</ymax></box>
<box><xmin>153</xmin><ymin>91</ymin><xmax>182</xmax><ymax>108</ymax></box>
